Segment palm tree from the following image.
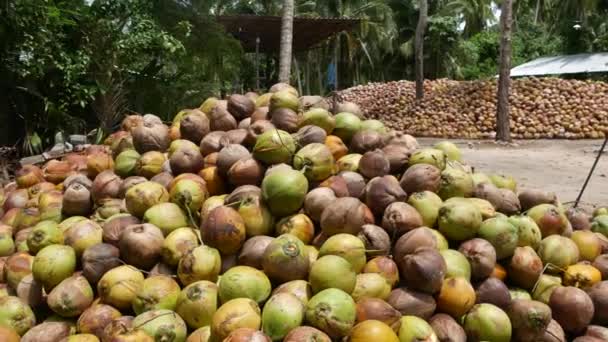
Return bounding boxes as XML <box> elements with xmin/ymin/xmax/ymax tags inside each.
<box><xmin>445</xmin><ymin>0</ymin><xmax>495</xmax><ymax>37</ymax></box>
<box><xmin>279</xmin><ymin>0</ymin><xmax>295</xmax><ymax>82</ymax></box>
<box><xmin>496</xmin><ymin>0</ymin><xmax>513</xmax><ymax>142</ymax></box>
<box><xmin>415</xmin><ymin>0</ymin><xmax>428</xmax><ymax>100</ymax></box>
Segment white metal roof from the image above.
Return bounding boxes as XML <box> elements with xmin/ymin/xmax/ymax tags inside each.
<box><xmin>510</xmin><ymin>53</ymin><xmax>608</xmax><ymax>77</ymax></box>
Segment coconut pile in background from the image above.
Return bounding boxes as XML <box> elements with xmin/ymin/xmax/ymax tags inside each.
<box><xmin>0</xmin><ymin>83</ymin><xmax>607</xmax><ymax>342</ymax></box>
<box><xmin>337</xmin><ymin>78</ymin><xmax>608</xmax><ymax>139</ymax></box>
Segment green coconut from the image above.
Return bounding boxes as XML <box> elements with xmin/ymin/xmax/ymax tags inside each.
<box><xmin>398</xmin><ymin>316</ymin><xmax>438</xmax><ymax>342</ymax></box>
<box><xmin>133</xmin><ymin>309</ymin><xmax>187</xmax><ymax>342</ymax></box>
<box><xmin>293</xmin><ymin>143</ymin><xmax>335</xmax><ymax>182</ymax></box>
<box><xmin>526</xmin><ymin>204</ymin><xmax>569</xmax><ymax>238</ymax></box>
<box><xmin>360</xmin><ymin>119</ymin><xmax>387</xmax><ymax>134</ymax></box>
<box><xmin>409</xmin><ymin>148</ymin><xmax>446</xmax><ymax>170</ymax></box>
<box><xmin>161</xmin><ymin>228</ymin><xmax>200</xmax><ymax>266</ymax></box>
<box><xmin>490</xmin><ymin>174</ymin><xmax>517</xmax><ymax>191</ymax></box>
<box><xmin>114</xmin><ymin>150</ymin><xmax>141</xmax><ymax>177</ymax></box>
<box><xmin>169</xmin><ymin>179</ymin><xmax>208</xmax><ymax>213</ymax></box>
<box><xmin>175</xmin><ymin>280</ymin><xmax>217</xmax><ymax>329</ymax></box>
<box><xmin>219</xmin><ymin>266</ymin><xmax>271</xmax><ymax>304</ymax></box>
<box><xmin>336</xmin><ymin>154</ymin><xmax>362</xmax><ymax>172</ymax></box>
<box><xmin>305</xmin><ymin>288</ymin><xmax>356</xmax><ymax>339</ymax></box>
<box><xmin>318</xmin><ymin>233</ymin><xmax>366</xmax><ymax>273</ymax></box>
<box><xmin>463</xmin><ymin>304</ymin><xmax>512</xmax><ymax>342</ymax></box>
<box><xmin>434</xmin><ymin>141</ymin><xmax>462</xmax><ymax>162</ymax></box>
<box><xmin>299</xmin><ymin>108</ymin><xmax>335</xmax><ymax>134</ymax></box>
<box><xmin>262</xmin><ymin>234</ymin><xmax>309</xmax><ymax>284</ymax></box>
<box><xmin>270</xmin><ymin>90</ymin><xmax>299</xmax><ymax>112</ymax></box>
<box><xmin>262</xmin><ymin>292</ymin><xmax>304</xmax><ymax>341</ymax></box>
<box><xmin>58</xmin><ymin>216</ymin><xmax>88</xmax><ymax>233</ymax></box>
<box><xmin>440</xmin><ymin>249</ymin><xmax>472</xmax><ymax>281</ymax></box>
<box><xmin>261</xmin><ymin>168</ymin><xmax>308</xmax><ymax>217</ymax></box>
<box><xmin>408</xmin><ymin>191</ymin><xmax>444</xmax><ymax>228</ymax></box>
<box><xmin>509</xmin><ymin>288</ymin><xmax>532</xmax><ymax>300</ymax></box>
<box><xmin>47</xmin><ymin>274</ymin><xmax>94</xmax><ymax>317</ymax></box>
<box><xmin>253</xmin><ymin>129</ymin><xmax>297</xmax><ymax>165</ymax></box>
<box><xmin>200</xmin><ymin>195</ymin><xmax>226</xmax><ymax>223</ymax></box>
<box><xmin>32</xmin><ymin>244</ymin><xmax>76</xmax><ymax>291</ymax></box>
<box><xmin>211</xmin><ymin>298</ymin><xmax>261</xmax><ymax>341</ymax></box>
<box><xmin>309</xmin><ymin>255</ymin><xmax>356</xmax><ymax>294</ymax></box>
<box><xmin>125</xmin><ymin>181</ymin><xmax>169</xmax><ymax>218</ymax></box>
<box><xmin>64</xmin><ymin>220</ymin><xmax>103</xmax><ymax>257</ymax></box>
<box><xmin>537</xmin><ymin>235</ymin><xmax>580</xmax><ymax>270</ymax></box>
<box><xmin>271</xmin><ymin>280</ymin><xmax>313</xmax><ymax>306</ymax></box>
<box><xmin>437</xmin><ymin>201</ymin><xmax>482</xmax><ymax>241</ymax></box>
<box><xmin>132</xmin><ymin>275</ymin><xmax>181</xmax><ymax>314</ymax></box>
<box><xmin>591</xmin><ymin>215</ymin><xmax>608</xmax><ymax>238</ymax></box>
<box><xmin>199</xmin><ymin>97</ymin><xmax>218</xmax><ymax>114</ymax></box>
<box><xmin>26</xmin><ymin>220</ymin><xmax>63</xmax><ymax>254</ymax></box>
<box><xmin>0</xmin><ymin>296</ymin><xmax>36</xmax><ymax>335</ymax></box>
<box><xmin>477</xmin><ymin>217</ymin><xmax>519</xmax><ymax>260</ymax></box>
<box><xmin>471</xmin><ymin>172</ymin><xmax>492</xmax><ymax>186</ymax></box>
<box><xmin>333</xmin><ymin>112</ymin><xmax>362</xmax><ymax>143</ymax></box>
<box><xmin>143</xmin><ymin>202</ymin><xmax>189</xmax><ymax>236</ymax></box>
<box><xmin>508</xmin><ymin>215</ymin><xmax>542</xmax><ymax>250</ymax></box>
<box><xmin>135</xmin><ymin>151</ymin><xmax>166</xmax><ymax>179</ymax></box>
<box><xmin>351</xmin><ymin>273</ymin><xmax>392</xmax><ymax>301</ymax></box>
<box><xmin>236</xmin><ymin>195</ymin><xmax>275</xmax><ymax>237</ymax></box>
<box><xmin>0</xmin><ymin>234</ymin><xmax>14</xmax><ymax>257</ymax></box>
<box><xmin>438</xmin><ymin>168</ymin><xmax>474</xmax><ymax>200</ymax></box>
<box><xmin>177</xmin><ymin>245</ymin><xmax>221</xmax><ymax>285</ymax></box>
<box><xmin>97</xmin><ymin>265</ymin><xmax>145</xmax><ymax>310</ymax></box>
<box><xmin>532</xmin><ymin>274</ymin><xmax>562</xmax><ymax>304</ymax></box>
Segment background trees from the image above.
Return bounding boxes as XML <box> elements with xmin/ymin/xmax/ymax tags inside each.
<box><xmin>0</xmin><ymin>0</ymin><xmax>606</xmax><ymax>150</ymax></box>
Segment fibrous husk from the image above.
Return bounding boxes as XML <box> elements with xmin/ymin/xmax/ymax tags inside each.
<box><xmin>400</xmin><ymin>163</ymin><xmax>441</xmax><ymax>194</ymax></box>
<box><xmin>320</xmin><ymin>197</ymin><xmax>374</xmax><ymax>236</ymax></box>
<box><xmin>364</xmin><ymin>175</ymin><xmax>407</xmax><ymax>216</ymax></box>
<box><xmin>200</xmin><ymin>131</ymin><xmax>230</xmax><ymax>156</ymax></box>
<box><xmin>518</xmin><ymin>188</ymin><xmax>557</xmax><ymax>211</ymax></box>
<box><xmin>387</xmin><ymin>287</ymin><xmax>436</xmax><ymax>319</ymax></box>
<box><xmin>358</xmin><ymin>149</ymin><xmax>390</xmax><ymax>179</ymax></box>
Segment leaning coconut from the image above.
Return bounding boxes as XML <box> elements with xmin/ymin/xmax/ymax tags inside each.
<box><xmin>101</xmin><ymin>316</ymin><xmax>136</xmax><ymax>342</ymax></box>
<box><xmin>440</xmin><ymin>249</ymin><xmax>471</xmax><ymax>280</ymax></box>
<box><xmin>336</xmin><ymin>153</ymin><xmax>361</xmax><ymax>173</ymax></box>
<box><xmin>101</xmin><ymin>214</ymin><xmax>140</xmax><ymax>246</ymax></box>
<box><xmin>319</xmin><ymin>233</ymin><xmax>366</xmax><ymax>273</ymax></box>
<box><xmin>0</xmin><ymin>295</ymin><xmax>36</xmax><ymax>335</ymax></box>
<box><xmin>177</xmin><ymin>245</ymin><xmax>221</xmax><ymax>285</ymax></box>
<box><xmin>299</xmin><ymin>108</ymin><xmax>335</xmax><ymax>134</ymax></box>
<box><xmin>169</xmin><ymin>178</ymin><xmax>208</xmax><ymax>213</ymax></box>
<box><xmin>339</xmin><ymin>171</ymin><xmax>366</xmax><ymax>199</ymax></box>
<box><xmin>118</xmin><ymin>176</ymin><xmax>147</xmax><ymax>198</ymax></box>
<box><xmin>245</xmin><ymin>120</ymin><xmax>275</xmax><ymax>146</ymax></box>
<box><xmin>283</xmin><ymin>326</ymin><xmax>331</xmax><ymax>342</ymax></box>
<box><xmin>355</xmin><ymin>297</ymin><xmax>401</xmax><ymax>331</ymax></box>
<box><xmin>393</xmin><ymin>227</ymin><xmax>443</xmax><ymax>262</ymax></box>
<box><xmin>90</xmin><ymin>170</ymin><xmax>122</xmax><ymax>204</ymax></box>
<box><xmin>358</xmin><ymin>149</ymin><xmax>390</xmax><ymax>179</ymax></box>
<box><xmin>199</xmin><ymin>131</ymin><xmax>229</xmax><ymax>156</ymax></box>
<box><xmin>429</xmin><ymin>314</ymin><xmax>466</xmax><ymax>342</ymax></box>
<box><xmin>132</xmin><ymin>122</ymin><xmax>170</xmax><ymax>154</ymax></box>
<box><xmin>363</xmin><ymin>256</ymin><xmax>399</xmax><ymax>288</ymax></box>
<box><xmin>438</xmin><ymin>168</ymin><xmax>474</xmax><ymax>200</ymax></box>
<box><xmin>32</xmin><ymin>245</ymin><xmax>76</xmax><ymax>291</ymax></box>
<box><xmin>275</xmin><ymin>214</ymin><xmax>315</xmax><ymax>244</ymax></box>
<box><xmin>97</xmin><ymin>265</ymin><xmax>144</xmax><ymax>310</ymax></box>
<box><xmin>303</xmin><ymin>188</ymin><xmax>337</xmax><ymax>223</ymax></box>
<box><xmin>350</xmin><ymin>130</ymin><xmax>385</xmax><ymax>154</ymax></box>
<box><xmin>563</xmin><ymin>264</ymin><xmax>601</xmax><ymax>289</ymax></box>
<box><xmin>227</xmin><ymin>94</ymin><xmax>255</xmax><ymax>120</ymax></box>
<box><xmin>47</xmin><ymin>274</ymin><xmax>94</xmax><ymax>317</ymax></box>
<box><xmin>532</xmin><ymin>274</ymin><xmax>562</xmax><ymax>304</ymax></box>
<box><xmin>309</xmin><ymin>255</ymin><xmax>356</xmax><ymax>294</ymax></box>
<box><xmin>407</xmin><ymin>191</ymin><xmax>443</xmax><ymax>228</ymax></box>
<box><xmin>475</xmin><ymin>277</ymin><xmax>512</xmax><ymax>309</ymax></box>
<box><xmin>549</xmin><ymin>286</ymin><xmax>594</xmax><ymax>334</ymax></box>
<box><xmin>349</xmin><ymin>320</ymin><xmax>399</xmax><ymax>342</ymax></box>
<box><xmin>227</xmin><ymin>157</ymin><xmax>265</xmax><ymax>186</ymax></box>
<box><xmin>175</xmin><ymin>280</ymin><xmax>217</xmax><ymax>329</ymax></box>
<box><xmin>161</xmin><ymin>228</ymin><xmax>199</xmax><ymax>266</ymax></box>
<box><xmin>509</xmin><ymin>215</ymin><xmax>543</xmax><ymax>250</ymax></box>
<box><xmin>216</xmin><ymin>144</ymin><xmax>250</xmax><ymax>177</ymax></box>
<box><xmin>219</xmin><ymin>266</ymin><xmax>271</xmax><ymax>304</ymax></box>
<box><xmin>43</xmin><ymin>160</ymin><xmax>73</xmax><ymax>184</ymax></box>
<box><xmin>253</xmin><ymin>129</ymin><xmax>296</xmax><ymax>165</ymax></box>
<box><xmin>567</xmin><ymin>207</ymin><xmax>592</xmax><ymax>231</ymax></box>
<box><xmin>133</xmin><ymin>309</ymin><xmax>187</xmax><ymax>342</ymax></box>
<box><xmin>437</xmin><ymin>200</ymin><xmax>482</xmax><ymax>241</ymax></box>
<box><xmin>538</xmin><ymin>235</ymin><xmax>580</xmax><ymax>270</ymax></box>
<box><xmin>365</xmin><ymin>175</ymin><xmax>407</xmax><ymax>216</ymax></box>
<box><xmin>81</xmin><ymin>243</ymin><xmax>121</xmax><ymax>286</ymax></box>
<box><xmin>272</xmin><ymin>280</ymin><xmax>313</xmax><ymax>306</ymax></box>
<box><xmin>201</xmin><ymin>206</ymin><xmax>245</xmax><ymax>255</ymax></box>
<box><xmin>180</xmin><ymin>111</ymin><xmax>210</xmax><ymax>144</ymax></box>
<box><xmin>397</xmin><ymin>247</ymin><xmax>446</xmax><ymax>294</ymax></box>
<box><xmin>591</xmin><ymin>215</ymin><xmax>608</xmax><ymax>237</ymax></box>
<box><xmin>382</xmin><ymin>202</ymin><xmax>424</xmax><ymax>239</ymax></box>
<box><xmin>527</xmin><ymin>204</ymin><xmax>569</xmax><ymax>237</ymax></box>
<box><xmin>124</xmin><ymin>181</ymin><xmax>169</xmax><ymax>218</ymax></box>
<box><xmin>409</xmin><ymin>148</ymin><xmax>446</xmax><ymax>170</ymax></box>
<box><xmin>26</xmin><ymin>220</ymin><xmax>63</xmax><ymax>254</ymax></box>
<box><xmin>293</xmin><ymin>143</ymin><xmax>335</xmax><ymax>182</ymax></box>
<box><xmin>587</xmin><ymin>281</ymin><xmax>608</xmax><ymax>324</ymax></box>
<box><xmin>132</xmin><ymin>275</ymin><xmax>181</xmax><ymax>314</ymax></box>
<box><xmin>170</xmin><ymin>145</ymin><xmax>204</xmax><ymax>175</ymax></box>
<box><xmin>211</xmin><ymin>298</ymin><xmax>261</xmax><ymax>341</ymax></box>
<box><xmin>64</xmin><ymin>220</ymin><xmax>103</xmax><ymax>257</ymax></box>
<box><xmin>571</xmin><ymin>230</ymin><xmax>603</xmax><ymax>261</ymax></box>
<box><xmin>508</xmin><ymin>299</ymin><xmax>552</xmax><ymax>341</ymax></box>
<box><xmin>238</xmin><ymin>236</ymin><xmax>274</xmax><ymax>270</ymax></box>
<box><xmin>62</xmin><ymin>183</ymin><xmax>92</xmax><ymax>216</ymax></box>
<box><xmin>437</xmin><ymin>277</ymin><xmax>476</xmax><ymax>318</ymax></box>
<box><xmin>270</xmin><ymin>107</ymin><xmax>299</xmax><ymax>133</ymax></box>
<box><xmin>21</xmin><ymin>321</ymin><xmax>73</xmax><ymax>342</ymax></box>
<box><xmin>399</xmin><ymin>163</ymin><xmax>441</xmax><ymax>194</ymax></box>
<box><xmin>318</xmin><ymin>175</ymin><xmax>349</xmax><ymax>197</ymax></box>
<box><xmin>119</xmin><ymin>223</ymin><xmax>164</xmax><ymax>270</ymax></box>
<box><xmin>458</xmin><ymin>238</ymin><xmax>496</xmax><ymax>280</ymax></box>
<box><xmin>387</xmin><ymin>287</ymin><xmax>436</xmax><ymax>319</ymax></box>
<box><xmin>320</xmin><ymin>197</ymin><xmax>373</xmax><ymax>236</ymax></box>
<box><xmin>261</xmin><ymin>168</ymin><xmax>308</xmax><ymax>217</ymax></box>
<box><xmin>518</xmin><ymin>188</ymin><xmax>557</xmax><ymax>211</ymax></box>
<box><xmin>143</xmin><ymin>202</ymin><xmax>189</xmax><ymax>236</ymax></box>
<box><xmin>305</xmin><ymin>288</ymin><xmax>356</xmax><ymax>338</ymax></box>
<box><xmin>508</xmin><ymin>246</ymin><xmax>543</xmax><ymax>289</ymax></box>
<box><xmin>15</xmin><ymin>274</ymin><xmax>43</xmax><ymax>308</ymax></box>
<box><xmin>16</xmin><ymin>165</ymin><xmax>44</xmax><ymax>188</ymax></box>
<box><xmin>134</xmin><ymin>151</ymin><xmax>166</xmax><ymax>179</ymax></box>
<box><xmin>358</xmin><ymin>224</ymin><xmax>391</xmax><ymax>258</ymax></box>
<box><xmin>463</xmin><ymin>304</ymin><xmax>512</xmax><ymax>342</ymax></box>
<box><xmin>261</xmin><ymin>293</ymin><xmax>304</xmax><ymax>341</ymax></box>
<box><xmin>209</xmin><ymin>103</ymin><xmax>238</xmax><ymax>131</ymax></box>
<box><xmin>477</xmin><ymin>216</ymin><xmax>519</xmax><ymax>260</ymax></box>
<box><xmin>398</xmin><ymin>315</ymin><xmax>439</xmax><ymax>342</ymax></box>
<box><xmin>262</xmin><ymin>234</ymin><xmax>309</xmax><ymax>284</ymax></box>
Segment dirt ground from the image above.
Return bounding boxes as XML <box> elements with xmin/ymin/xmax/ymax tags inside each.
<box><xmin>418</xmin><ymin>138</ymin><xmax>608</xmax><ymax>209</ymax></box>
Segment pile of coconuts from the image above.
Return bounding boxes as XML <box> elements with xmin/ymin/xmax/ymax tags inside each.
<box><xmin>0</xmin><ymin>83</ymin><xmax>607</xmax><ymax>342</ymax></box>
<box><xmin>337</xmin><ymin>77</ymin><xmax>608</xmax><ymax>139</ymax></box>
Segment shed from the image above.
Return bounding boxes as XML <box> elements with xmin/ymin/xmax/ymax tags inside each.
<box><xmin>510</xmin><ymin>53</ymin><xmax>608</xmax><ymax>77</ymax></box>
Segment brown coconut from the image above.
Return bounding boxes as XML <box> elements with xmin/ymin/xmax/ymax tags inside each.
<box><xmin>399</xmin><ymin>163</ymin><xmax>441</xmax><ymax>194</ymax></box>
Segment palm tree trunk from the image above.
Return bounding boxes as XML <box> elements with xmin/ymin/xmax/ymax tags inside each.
<box><xmin>496</xmin><ymin>0</ymin><xmax>513</xmax><ymax>142</ymax></box>
<box><xmin>333</xmin><ymin>36</ymin><xmax>340</xmax><ymax>90</ymax></box>
<box><xmin>278</xmin><ymin>0</ymin><xmax>294</xmax><ymax>83</ymax></box>
<box><xmin>415</xmin><ymin>0</ymin><xmax>428</xmax><ymax>100</ymax></box>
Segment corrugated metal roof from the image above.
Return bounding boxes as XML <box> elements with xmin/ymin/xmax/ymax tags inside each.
<box><xmin>216</xmin><ymin>15</ymin><xmax>360</xmax><ymax>53</ymax></box>
<box><xmin>510</xmin><ymin>53</ymin><xmax>608</xmax><ymax>77</ymax></box>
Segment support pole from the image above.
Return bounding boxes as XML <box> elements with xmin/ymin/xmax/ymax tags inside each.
<box><xmin>574</xmin><ymin>136</ymin><xmax>608</xmax><ymax>208</ymax></box>
<box><xmin>255</xmin><ymin>37</ymin><xmax>260</xmax><ymax>91</ymax></box>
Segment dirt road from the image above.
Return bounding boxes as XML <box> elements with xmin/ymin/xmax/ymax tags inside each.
<box><xmin>418</xmin><ymin>138</ymin><xmax>608</xmax><ymax>208</ymax></box>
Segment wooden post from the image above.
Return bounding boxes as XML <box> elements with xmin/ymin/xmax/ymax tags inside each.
<box><xmin>496</xmin><ymin>0</ymin><xmax>513</xmax><ymax>142</ymax></box>
<box><xmin>278</xmin><ymin>0</ymin><xmax>295</xmax><ymax>83</ymax></box>
<box><xmin>415</xmin><ymin>0</ymin><xmax>428</xmax><ymax>100</ymax></box>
